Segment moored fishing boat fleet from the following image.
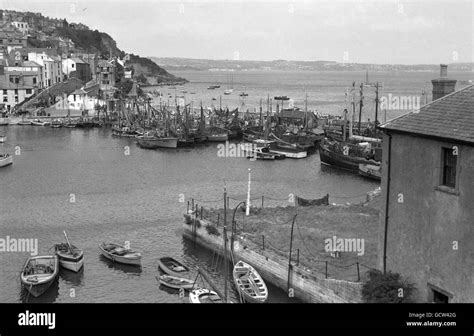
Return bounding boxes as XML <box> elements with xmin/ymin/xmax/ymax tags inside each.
<box><xmin>0</xmin><ymin>80</ymin><xmax>385</xmax><ymax>179</ymax></box>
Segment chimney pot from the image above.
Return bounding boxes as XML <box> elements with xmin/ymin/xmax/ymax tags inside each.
<box><xmin>440</xmin><ymin>64</ymin><xmax>448</xmax><ymax>78</ymax></box>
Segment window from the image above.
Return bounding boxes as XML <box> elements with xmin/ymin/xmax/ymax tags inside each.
<box><xmin>3</xmin><ymin>90</ymin><xmax>7</xmax><ymax>95</ymax></box>
<box><xmin>441</xmin><ymin>147</ymin><xmax>457</xmax><ymax>188</ymax></box>
<box><xmin>14</xmin><ymin>96</ymin><xmax>18</xmax><ymax>102</ymax></box>
<box><xmin>432</xmin><ymin>290</ymin><xmax>449</xmax><ymax>303</ymax></box>
<box><xmin>14</xmin><ymin>89</ymin><xmax>18</xmax><ymax>95</ymax></box>
<box><xmin>33</xmin><ymin>78</ymin><xmax>37</xmax><ymax>85</ymax></box>
<box><xmin>15</xmin><ymin>77</ymin><xmax>19</xmax><ymax>84</ymax></box>
<box><xmin>3</xmin><ymin>96</ymin><xmax>7</xmax><ymax>102</ymax></box>
<box><xmin>72</xmin><ymin>63</ymin><xmax>75</xmax><ymax>68</ymax></box>
<box><xmin>26</xmin><ymin>89</ymin><xmax>32</xmax><ymax>94</ymax></box>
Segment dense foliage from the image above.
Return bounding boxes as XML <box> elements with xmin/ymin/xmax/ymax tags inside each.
<box><xmin>362</xmin><ymin>269</ymin><xmax>416</xmax><ymax>303</ymax></box>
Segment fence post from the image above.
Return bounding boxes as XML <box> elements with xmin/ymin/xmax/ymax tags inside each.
<box><xmin>356</xmin><ymin>262</ymin><xmax>360</xmax><ymax>282</ymax></box>
<box><xmin>262</xmin><ymin>235</ymin><xmax>265</xmax><ymax>250</ymax></box>
<box><xmin>325</xmin><ymin>261</ymin><xmax>328</xmax><ymax>278</ymax></box>
<box><xmin>296</xmin><ymin>249</ymin><xmax>299</xmax><ymax>266</ymax></box>
<box><xmin>200</xmin><ymin>206</ymin><xmax>203</xmax><ymax>220</ymax></box>
<box><xmin>261</xmin><ymin>195</ymin><xmax>264</xmax><ymax>208</ymax></box>
<box><xmin>217</xmin><ymin>213</ymin><xmax>220</xmax><ymax>227</ymax></box>
<box><xmin>191</xmin><ymin>199</ymin><xmax>194</xmax><ymax>214</ymax></box>
<box><xmin>227</xmin><ymin>196</ymin><xmax>229</xmax><ymax>209</ymax></box>
<box><xmin>187</xmin><ymin>201</ymin><xmax>189</xmax><ymax>213</ymax></box>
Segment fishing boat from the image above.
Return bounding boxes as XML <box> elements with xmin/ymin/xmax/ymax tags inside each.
<box><xmin>136</xmin><ymin>133</ymin><xmax>178</xmax><ymax>149</ymax></box>
<box><xmin>0</xmin><ymin>153</ymin><xmax>12</xmax><ymax>167</ymax></box>
<box><xmin>268</xmin><ymin>141</ymin><xmax>307</xmax><ymax>159</ymax></box>
<box><xmin>50</xmin><ymin>119</ymin><xmax>63</xmax><ymax>128</ymax></box>
<box><xmin>31</xmin><ymin>119</ymin><xmax>49</xmax><ymax>126</ymax></box>
<box><xmin>232</xmin><ymin>260</ymin><xmax>268</xmax><ymax>303</ymax></box>
<box><xmin>157</xmin><ymin>257</ymin><xmax>190</xmax><ymax>278</ymax></box>
<box><xmin>319</xmin><ymin>138</ymin><xmax>380</xmax><ymax>172</ymax></box>
<box><xmin>223</xmin><ymin>89</ymin><xmax>233</xmax><ymax>95</ymax></box>
<box><xmin>53</xmin><ymin>231</ymin><xmax>84</xmax><ymax>272</ymax></box>
<box><xmin>20</xmin><ymin>255</ymin><xmax>59</xmax><ymax>297</ymax></box>
<box><xmin>243</xmin><ymin>145</ymin><xmax>285</xmax><ymax>160</ymax></box>
<box><xmin>206</xmin><ymin>126</ymin><xmax>228</xmax><ymax>142</ymax></box>
<box><xmin>76</xmin><ymin>118</ymin><xmax>95</xmax><ymax>128</ymax></box>
<box><xmin>98</xmin><ymin>242</ymin><xmax>141</xmax><ymax>266</ymax></box>
<box><xmin>358</xmin><ymin>163</ymin><xmax>381</xmax><ymax>181</ymax></box>
<box><xmin>189</xmin><ymin>288</ymin><xmax>224</xmax><ymax>303</ymax></box>
<box><xmin>64</xmin><ymin>120</ymin><xmax>78</xmax><ymax>128</ymax></box>
<box><xmin>157</xmin><ymin>275</ymin><xmax>195</xmax><ymax>290</ymax></box>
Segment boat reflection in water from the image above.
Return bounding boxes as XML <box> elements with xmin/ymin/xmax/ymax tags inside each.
<box><xmin>59</xmin><ymin>267</ymin><xmax>85</xmax><ymax>287</ymax></box>
<box><xmin>99</xmin><ymin>255</ymin><xmax>143</xmax><ymax>275</ymax></box>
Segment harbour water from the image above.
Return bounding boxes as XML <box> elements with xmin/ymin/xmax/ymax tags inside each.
<box><xmin>155</xmin><ymin>70</ymin><xmax>473</xmax><ymax>119</ymax></box>
<box><xmin>1</xmin><ymin>69</ymin><xmax>470</xmax><ymax>303</ymax></box>
<box><xmin>0</xmin><ymin>126</ymin><xmax>377</xmax><ymax>303</ymax></box>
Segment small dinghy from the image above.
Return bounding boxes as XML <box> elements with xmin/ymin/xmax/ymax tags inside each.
<box><xmin>157</xmin><ymin>275</ymin><xmax>195</xmax><ymax>290</ymax></box>
<box><xmin>99</xmin><ymin>242</ymin><xmax>141</xmax><ymax>266</ymax></box>
<box><xmin>189</xmin><ymin>288</ymin><xmax>224</xmax><ymax>303</ymax></box>
<box><xmin>20</xmin><ymin>255</ymin><xmax>59</xmax><ymax>297</ymax></box>
<box><xmin>233</xmin><ymin>260</ymin><xmax>268</xmax><ymax>303</ymax></box>
<box><xmin>53</xmin><ymin>231</ymin><xmax>84</xmax><ymax>272</ymax></box>
<box><xmin>0</xmin><ymin>153</ymin><xmax>12</xmax><ymax>167</ymax></box>
<box><xmin>157</xmin><ymin>257</ymin><xmax>190</xmax><ymax>277</ymax></box>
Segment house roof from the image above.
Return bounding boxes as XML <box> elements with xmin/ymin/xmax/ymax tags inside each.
<box><xmin>379</xmin><ymin>84</ymin><xmax>474</xmax><ymax>144</ymax></box>
<box><xmin>71</xmin><ymin>57</ymin><xmax>86</xmax><ymax>64</ymax></box>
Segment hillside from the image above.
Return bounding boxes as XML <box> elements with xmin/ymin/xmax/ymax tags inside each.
<box><xmin>0</xmin><ymin>9</ymin><xmax>186</xmax><ymax>85</ymax></box>
<box><xmin>151</xmin><ymin>57</ymin><xmax>474</xmax><ymax>73</ymax></box>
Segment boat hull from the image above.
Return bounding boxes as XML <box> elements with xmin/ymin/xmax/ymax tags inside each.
<box><xmin>98</xmin><ymin>243</ymin><xmax>141</xmax><ymax>266</ymax></box>
<box><xmin>20</xmin><ymin>255</ymin><xmax>59</xmax><ymax>298</ymax></box>
<box><xmin>59</xmin><ymin>257</ymin><xmax>84</xmax><ymax>272</ymax></box>
<box><xmin>269</xmin><ymin>148</ymin><xmax>307</xmax><ymax>159</ymax></box>
<box><xmin>358</xmin><ymin>164</ymin><xmax>381</xmax><ymax>181</ymax></box>
<box><xmin>157</xmin><ymin>257</ymin><xmax>190</xmax><ymax>278</ymax></box>
<box><xmin>233</xmin><ymin>260</ymin><xmax>268</xmax><ymax>303</ymax></box>
<box><xmin>157</xmin><ymin>275</ymin><xmax>194</xmax><ymax>290</ymax></box>
<box><xmin>189</xmin><ymin>288</ymin><xmax>223</xmax><ymax>303</ymax></box>
<box><xmin>319</xmin><ymin>143</ymin><xmax>378</xmax><ymax>172</ymax></box>
<box><xmin>206</xmin><ymin>134</ymin><xmax>228</xmax><ymax>142</ymax></box>
<box><xmin>137</xmin><ymin>137</ymin><xmax>178</xmax><ymax>149</ymax></box>
<box><xmin>0</xmin><ymin>154</ymin><xmax>13</xmax><ymax>167</ymax></box>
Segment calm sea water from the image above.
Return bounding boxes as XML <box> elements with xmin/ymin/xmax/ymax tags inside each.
<box><xmin>2</xmin><ymin>69</ymin><xmax>468</xmax><ymax>303</ymax></box>
<box><xmin>158</xmin><ymin>69</ymin><xmax>473</xmax><ymax>120</ymax></box>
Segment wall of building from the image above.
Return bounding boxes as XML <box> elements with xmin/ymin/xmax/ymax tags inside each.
<box><xmin>378</xmin><ymin>132</ymin><xmax>474</xmax><ymax>302</ymax></box>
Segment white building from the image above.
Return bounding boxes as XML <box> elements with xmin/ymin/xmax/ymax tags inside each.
<box><xmin>28</xmin><ymin>52</ymin><xmax>63</xmax><ymax>88</ymax></box>
<box><xmin>11</xmin><ymin>21</ymin><xmax>29</xmax><ymax>35</ymax></box>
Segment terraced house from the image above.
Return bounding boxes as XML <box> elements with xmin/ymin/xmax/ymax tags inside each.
<box><xmin>378</xmin><ymin>66</ymin><xmax>474</xmax><ymax>303</ymax></box>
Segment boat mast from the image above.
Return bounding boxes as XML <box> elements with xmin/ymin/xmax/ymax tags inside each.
<box><xmin>374</xmin><ymin>82</ymin><xmax>379</xmax><ymax>137</ymax></box>
<box><xmin>223</xmin><ymin>185</ymin><xmax>228</xmax><ymax>302</ymax></box>
<box><xmin>358</xmin><ymin>83</ymin><xmax>364</xmax><ymax>135</ymax></box>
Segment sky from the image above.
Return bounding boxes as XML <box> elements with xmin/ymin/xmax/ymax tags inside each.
<box><xmin>2</xmin><ymin>0</ymin><xmax>473</xmax><ymax>64</ymax></box>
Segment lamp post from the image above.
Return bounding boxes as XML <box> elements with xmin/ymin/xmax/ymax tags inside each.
<box><xmin>231</xmin><ymin>201</ymin><xmax>246</xmax><ymax>252</ymax></box>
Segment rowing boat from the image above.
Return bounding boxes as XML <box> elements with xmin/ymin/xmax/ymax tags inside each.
<box><xmin>20</xmin><ymin>255</ymin><xmax>59</xmax><ymax>297</ymax></box>
<box><xmin>189</xmin><ymin>288</ymin><xmax>224</xmax><ymax>303</ymax></box>
<box><xmin>233</xmin><ymin>260</ymin><xmax>268</xmax><ymax>303</ymax></box>
<box><xmin>157</xmin><ymin>275</ymin><xmax>195</xmax><ymax>290</ymax></box>
<box><xmin>99</xmin><ymin>242</ymin><xmax>141</xmax><ymax>266</ymax></box>
<box><xmin>157</xmin><ymin>257</ymin><xmax>190</xmax><ymax>277</ymax></box>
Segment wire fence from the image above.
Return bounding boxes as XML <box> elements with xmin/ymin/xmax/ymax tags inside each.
<box><xmin>185</xmin><ymin>198</ymin><xmax>378</xmax><ymax>283</ymax></box>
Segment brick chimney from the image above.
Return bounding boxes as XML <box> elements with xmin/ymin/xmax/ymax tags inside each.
<box><xmin>431</xmin><ymin>64</ymin><xmax>456</xmax><ymax>101</ymax></box>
